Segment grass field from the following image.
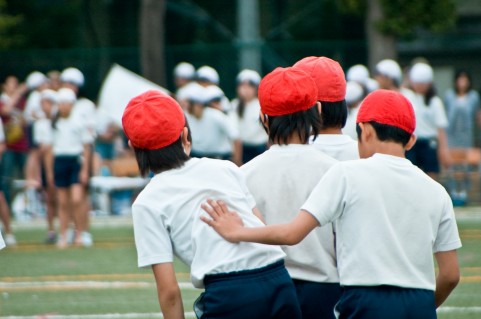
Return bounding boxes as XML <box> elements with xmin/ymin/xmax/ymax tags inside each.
<box><xmin>0</xmin><ymin>210</ymin><xmax>480</xmax><ymax>319</ymax></box>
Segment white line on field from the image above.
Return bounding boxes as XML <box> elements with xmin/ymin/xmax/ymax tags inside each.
<box><xmin>1</xmin><ymin>312</ymin><xmax>196</xmax><ymax>319</ymax></box>
<box><xmin>437</xmin><ymin>306</ymin><xmax>481</xmax><ymax>313</ymax></box>
<box><xmin>0</xmin><ymin>281</ymin><xmax>196</xmax><ymax>290</ymax></box>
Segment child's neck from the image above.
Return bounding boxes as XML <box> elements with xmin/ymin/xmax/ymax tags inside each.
<box><xmin>320</xmin><ymin>127</ymin><xmax>343</xmax><ymax>135</ymax></box>
<box><xmin>373</xmin><ymin>141</ymin><xmax>406</xmax><ymax>158</ymax></box>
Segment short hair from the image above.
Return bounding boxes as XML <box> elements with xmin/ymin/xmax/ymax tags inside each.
<box><xmin>265</xmin><ymin>104</ymin><xmax>321</xmax><ymax>145</ymax></box>
<box><xmin>356</xmin><ymin>121</ymin><xmax>411</xmax><ymax>147</ymax></box>
<box><xmin>319</xmin><ymin>100</ymin><xmax>348</xmax><ymax>129</ymax></box>
<box><xmin>133</xmin><ymin>123</ymin><xmax>192</xmax><ymax>177</ymax></box>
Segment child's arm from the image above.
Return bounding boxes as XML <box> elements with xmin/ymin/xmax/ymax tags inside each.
<box><xmin>79</xmin><ymin>144</ymin><xmax>91</xmax><ymax>185</ymax></box>
<box><xmin>152</xmin><ymin>263</ymin><xmax>185</xmax><ymax>319</ymax></box>
<box><xmin>201</xmin><ymin>199</ymin><xmax>319</xmax><ymax>245</ymax></box>
<box><xmin>434</xmin><ymin>250</ymin><xmax>460</xmax><ymax>307</ymax></box>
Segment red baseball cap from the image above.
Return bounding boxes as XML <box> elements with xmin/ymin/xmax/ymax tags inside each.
<box><xmin>293</xmin><ymin>56</ymin><xmax>346</xmax><ymax>102</ymax></box>
<box><xmin>258</xmin><ymin>67</ymin><xmax>318</xmax><ymax>116</ymax></box>
<box><xmin>356</xmin><ymin>89</ymin><xmax>416</xmax><ymax>135</ymax></box>
<box><xmin>122</xmin><ymin>90</ymin><xmax>186</xmax><ymax>150</ymax></box>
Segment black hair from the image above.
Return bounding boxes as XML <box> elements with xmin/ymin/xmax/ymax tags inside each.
<box><xmin>454</xmin><ymin>69</ymin><xmax>472</xmax><ymax>94</ymax></box>
<box><xmin>319</xmin><ymin>100</ymin><xmax>348</xmax><ymax>129</ymax></box>
<box><xmin>423</xmin><ymin>85</ymin><xmax>437</xmax><ymax>106</ymax></box>
<box><xmin>133</xmin><ymin>120</ymin><xmax>192</xmax><ymax>177</ymax></box>
<box><xmin>356</xmin><ymin>121</ymin><xmax>411</xmax><ymax>147</ymax></box>
<box><xmin>264</xmin><ymin>104</ymin><xmax>321</xmax><ymax>145</ymax></box>
<box><xmin>237</xmin><ymin>81</ymin><xmax>258</xmax><ymax>119</ymax></box>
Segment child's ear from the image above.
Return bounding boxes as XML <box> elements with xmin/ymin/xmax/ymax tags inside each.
<box><xmin>317</xmin><ymin>101</ymin><xmax>322</xmax><ymax>115</ymax></box>
<box><xmin>181</xmin><ymin>127</ymin><xmax>191</xmax><ymax>154</ymax></box>
<box><xmin>359</xmin><ymin>122</ymin><xmax>374</xmax><ymax>142</ymax></box>
<box><xmin>405</xmin><ymin>134</ymin><xmax>417</xmax><ymax>151</ymax></box>
<box><xmin>259</xmin><ymin>111</ymin><xmax>268</xmax><ymax>127</ymax></box>
<box><xmin>127</xmin><ymin>140</ymin><xmax>133</xmax><ymax>149</ymax></box>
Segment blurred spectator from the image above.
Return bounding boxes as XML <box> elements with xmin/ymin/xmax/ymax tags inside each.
<box><xmin>343</xmin><ymin>81</ymin><xmax>364</xmax><ymax>140</ymax></box>
<box><xmin>173</xmin><ymin>62</ymin><xmax>195</xmax><ymax>92</ymax></box>
<box><xmin>47</xmin><ymin>70</ymin><xmax>62</xmax><ymax>91</ymax></box>
<box><xmin>95</xmin><ymin>109</ymin><xmax>121</xmax><ymax>172</ymax></box>
<box><xmin>406</xmin><ymin>63</ymin><xmax>450</xmax><ymax>180</ymax></box>
<box><xmin>196</xmin><ymin>65</ymin><xmax>231</xmax><ymax>112</ymax></box>
<box><xmin>230</xmin><ymin>69</ymin><xmax>267</xmax><ymax>164</ymax></box>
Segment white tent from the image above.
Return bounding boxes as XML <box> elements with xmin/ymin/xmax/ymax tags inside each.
<box><xmin>97</xmin><ymin>64</ymin><xmax>170</xmax><ymax>126</ymax></box>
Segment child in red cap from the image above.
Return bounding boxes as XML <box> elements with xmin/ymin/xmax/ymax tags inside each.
<box><xmin>241</xmin><ymin>66</ymin><xmax>341</xmax><ymax>319</ymax></box>
<box><xmin>122</xmin><ymin>90</ymin><xmax>301</xmax><ymax>319</ymax></box>
<box><xmin>202</xmin><ymin>89</ymin><xmax>461</xmax><ymax>319</ymax></box>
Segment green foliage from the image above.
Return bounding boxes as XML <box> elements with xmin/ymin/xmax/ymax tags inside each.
<box><xmin>338</xmin><ymin>0</ymin><xmax>457</xmax><ymax>37</ymax></box>
<box><xmin>0</xmin><ymin>0</ymin><xmax>23</xmax><ymax>49</ymax></box>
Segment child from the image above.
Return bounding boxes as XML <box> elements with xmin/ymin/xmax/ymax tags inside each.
<box><xmin>294</xmin><ymin>57</ymin><xmax>359</xmax><ymax>161</ymax></box>
<box><xmin>343</xmin><ymin>81</ymin><xmax>364</xmax><ymax>140</ymax></box>
<box><xmin>122</xmin><ymin>90</ymin><xmax>301</xmax><ymax>319</ymax></box>
<box><xmin>34</xmin><ymin>89</ymin><xmax>58</xmax><ymax>244</ymax></box>
<box><xmin>44</xmin><ymin>88</ymin><xmax>93</xmax><ymax>248</ymax></box>
<box><xmin>202</xmin><ymin>90</ymin><xmax>461</xmax><ymax>319</ymax></box>
<box><xmin>230</xmin><ymin>70</ymin><xmax>268</xmax><ymax>164</ymax></box>
<box><xmin>241</xmin><ymin>67</ymin><xmax>341</xmax><ymax>319</ymax></box>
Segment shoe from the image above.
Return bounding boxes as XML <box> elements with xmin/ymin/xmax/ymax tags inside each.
<box><xmin>56</xmin><ymin>235</ymin><xmax>68</xmax><ymax>249</ymax></box>
<box><xmin>66</xmin><ymin>229</ymin><xmax>75</xmax><ymax>244</ymax></box>
<box><xmin>80</xmin><ymin>232</ymin><xmax>93</xmax><ymax>247</ymax></box>
<box><xmin>45</xmin><ymin>232</ymin><xmax>57</xmax><ymax>245</ymax></box>
<box><xmin>5</xmin><ymin>234</ymin><xmax>16</xmax><ymax>246</ymax></box>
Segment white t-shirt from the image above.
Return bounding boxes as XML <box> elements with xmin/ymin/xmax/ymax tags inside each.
<box><xmin>33</xmin><ymin>118</ymin><xmax>52</xmax><ymax>146</ymax></box>
<box><xmin>45</xmin><ymin>117</ymin><xmax>94</xmax><ymax>156</ymax></box>
<box><xmin>72</xmin><ymin>98</ymin><xmax>97</xmax><ymax>141</ymax></box>
<box><xmin>411</xmin><ymin>94</ymin><xmax>448</xmax><ymax>139</ymax></box>
<box><xmin>301</xmin><ymin>153</ymin><xmax>462</xmax><ymax>290</ymax></box>
<box><xmin>132</xmin><ymin>158</ymin><xmax>285</xmax><ymax>288</ymax></box>
<box><xmin>230</xmin><ymin>98</ymin><xmax>268</xmax><ymax>145</ymax></box>
<box><xmin>310</xmin><ymin>135</ymin><xmax>359</xmax><ymax>161</ymax></box>
<box><xmin>24</xmin><ymin>90</ymin><xmax>44</xmax><ymax>123</ymax></box>
<box><xmin>0</xmin><ymin>233</ymin><xmax>5</xmax><ymax>250</ymax></box>
<box><xmin>186</xmin><ymin>108</ymin><xmax>239</xmax><ymax>154</ymax></box>
<box><xmin>343</xmin><ymin>106</ymin><xmax>360</xmax><ymax>141</ymax></box>
<box><xmin>242</xmin><ymin>144</ymin><xmax>339</xmax><ymax>283</ymax></box>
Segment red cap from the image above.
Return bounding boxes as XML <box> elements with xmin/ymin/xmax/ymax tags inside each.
<box><xmin>122</xmin><ymin>90</ymin><xmax>186</xmax><ymax>150</ymax></box>
<box><xmin>293</xmin><ymin>56</ymin><xmax>346</xmax><ymax>102</ymax></box>
<box><xmin>258</xmin><ymin>67</ymin><xmax>318</xmax><ymax>116</ymax></box>
<box><xmin>356</xmin><ymin>89</ymin><xmax>416</xmax><ymax>134</ymax></box>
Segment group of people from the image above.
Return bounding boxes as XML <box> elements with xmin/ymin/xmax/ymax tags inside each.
<box><xmin>0</xmin><ymin>68</ymin><xmax>120</xmax><ymax>248</ymax></box>
<box><xmin>123</xmin><ymin>56</ymin><xmax>461</xmax><ymax>319</ymax></box>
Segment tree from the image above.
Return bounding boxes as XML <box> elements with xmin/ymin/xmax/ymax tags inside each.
<box><xmin>341</xmin><ymin>0</ymin><xmax>456</xmax><ymax>69</ymax></box>
<box><xmin>139</xmin><ymin>0</ymin><xmax>166</xmax><ymax>86</ymax></box>
<box><xmin>0</xmin><ymin>0</ymin><xmax>22</xmax><ymax>49</ymax></box>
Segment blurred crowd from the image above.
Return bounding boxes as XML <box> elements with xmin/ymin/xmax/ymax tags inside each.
<box><xmin>0</xmin><ymin>57</ymin><xmax>479</xmax><ymax>248</ymax></box>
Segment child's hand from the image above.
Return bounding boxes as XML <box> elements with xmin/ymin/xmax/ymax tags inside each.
<box><xmin>201</xmin><ymin>199</ymin><xmax>244</xmax><ymax>243</ymax></box>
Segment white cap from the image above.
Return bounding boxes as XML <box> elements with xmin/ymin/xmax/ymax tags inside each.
<box><xmin>177</xmin><ymin>82</ymin><xmax>202</xmax><ymax>101</ymax></box>
<box><xmin>375</xmin><ymin>59</ymin><xmax>402</xmax><ymax>84</ymax></box>
<box><xmin>345</xmin><ymin>81</ymin><xmax>364</xmax><ymax>104</ymax></box>
<box><xmin>26</xmin><ymin>71</ymin><xmax>47</xmax><ymax>90</ymax></box>
<box><xmin>236</xmin><ymin>69</ymin><xmax>261</xmax><ymax>86</ymax></box>
<box><xmin>174</xmin><ymin>62</ymin><xmax>195</xmax><ymax>79</ymax></box>
<box><xmin>409</xmin><ymin>63</ymin><xmax>433</xmax><ymax>84</ymax></box>
<box><xmin>60</xmin><ymin>67</ymin><xmax>85</xmax><ymax>87</ymax></box>
<box><xmin>346</xmin><ymin>64</ymin><xmax>369</xmax><ymax>85</ymax></box>
<box><xmin>40</xmin><ymin>89</ymin><xmax>58</xmax><ymax>103</ymax></box>
<box><xmin>366</xmin><ymin>78</ymin><xmax>379</xmax><ymax>93</ymax></box>
<box><xmin>204</xmin><ymin>85</ymin><xmax>225</xmax><ymax>103</ymax></box>
<box><xmin>185</xmin><ymin>84</ymin><xmax>209</xmax><ymax>104</ymax></box>
<box><xmin>57</xmin><ymin>88</ymin><xmax>77</xmax><ymax>104</ymax></box>
<box><xmin>196</xmin><ymin>66</ymin><xmax>219</xmax><ymax>85</ymax></box>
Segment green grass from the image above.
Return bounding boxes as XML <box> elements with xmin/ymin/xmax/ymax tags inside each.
<box><xmin>0</xmin><ymin>218</ymin><xmax>480</xmax><ymax>318</ymax></box>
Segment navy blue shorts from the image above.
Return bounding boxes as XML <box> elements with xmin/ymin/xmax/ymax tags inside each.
<box><xmin>406</xmin><ymin>138</ymin><xmax>440</xmax><ymax>173</ymax></box>
<box><xmin>293</xmin><ymin>279</ymin><xmax>342</xmax><ymax>319</ymax></box>
<box><xmin>54</xmin><ymin>156</ymin><xmax>81</xmax><ymax>188</ymax></box>
<box><xmin>242</xmin><ymin>143</ymin><xmax>267</xmax><ymax>164</ymax></box>
<box><xmin>195</xmin><ymin>260</ymin><xmax>301</xmax><ymax>319</ymax></box>
<box><xmin>335</xmin><ymin>285</ymin><xmax>436</xmax><ymax>319</ymax></box>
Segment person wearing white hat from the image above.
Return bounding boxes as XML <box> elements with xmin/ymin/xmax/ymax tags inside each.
<box><xmin>346</xmin><ymin>64</ymin><xmax>369</xmax><ymax>86</ymax></box>
<box><xmin>34</xmin><ymin>89</ymin><xmax>59</xmax><ymax>244</ymax></box>
<box><xmin>185</xmin><ymin>85</ymin><xmax>241</xmax><ymax>164</ymax></box>
<box><xmin>196</xmin><ymin>65</ymin><xmax>220</xmax><ymax>86</ymax></box>
<box><xmin>406</xmin><ymin>62</ymin><xmax>450</xmax><ymax>181</ymax></box>
<box><xmin>173</xmin><ymin>62</ymin><xmax>195</xmax><ymax>90</ymax></box>
<box><xmin>60</xmin><ymin>67</ymin><xmax>95</xmax><ymax>247</ymax></box>
<box><xmin>342</xmin><ymin>81</ymin><xmax>364</xmax><ymax>140</ymax></box>
<box><xmin>230</xmin><ymin>69</ymin><xmax>267</xmax><ymax>164</ymax></box>
<box><xmin>43</xmin><ymin>88</ymin><xmax>93</xmax><ymax>249</ymax></box>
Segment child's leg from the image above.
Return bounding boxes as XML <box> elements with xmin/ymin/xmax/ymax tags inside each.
<box><xmin>45</xmin><ymin>186</ymin><xmax>57</xmax><ymax>235</ymax></box>
<box><xmin>56</xmin><ymin>188</ymin><xmax>70</xmax><ymax>248</ymax></box>
<box><xmin>0</xmin><ymin>192</ymin><xmax>12</xmax><ymax>234</ymax></box>
<box><xmin>70</xmin><ymin>184</ymin><xmax>85</xmax><ymax>245</ymax></box>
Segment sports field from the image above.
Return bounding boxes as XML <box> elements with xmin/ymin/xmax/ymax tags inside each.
<box><xmin>1</xmin><ymin>208</ymin><xmax>480</xmax><ymax>319</ymax></box>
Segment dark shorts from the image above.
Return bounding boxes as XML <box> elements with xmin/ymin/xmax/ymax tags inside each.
<box><xmin>335</xmin><ymin>285</ymin><xmax>436</xmax><ymax>319</ymax></box>
<box><xmin>242</xmin><ymin>143</ymin><xmax>267</xmax><ymax>164</ymax></box>
<box><xmin>95</xmin><ymin>141</ymin><xmax>115</xmax><ymax>160</ymax></box>
<box><xmin>54</xmin><ymin>156</ymin><xmax>81</xmax><ymax>188</ymax></box>
<box><xmin>293</xmin><ymin>279</ymin><xmax>342</xmax><ymax>319</ymax></box>
<box><xmin>406</xmin><ymin>138</ymin><xmax>440</xmax><ymax>173</ymax></box>
<box><xmin>195</xmin><ymin>260</ymin><xmax>301</xmax><ymax>319</ymax></box>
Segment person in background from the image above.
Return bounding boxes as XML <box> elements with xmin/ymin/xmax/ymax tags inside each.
<box><xmin>95</xmin><ymin>109</ymin><xmax>120</xmax><ymax>174</ymax></box>
<box><xmin>231</xmin><ymin>69</ymin><xmax>268</xmax><ymax>164</ymax></box>
<box><xmin>444</xmin><ymin>70</ymin><xmax>481</xmax><ymax>204</ymax></box>
<box><xmin>174</xmin><ymin>62</ymin><xmax>195</xmax><ymax>92</ymax></box>
<box><xmin>294</xmin><ymin>56</ymin><xmax>358</xmax><ymax>161</ymax></box>
<box><xmin>407</xmin><ymin>62</ymin><xmax>450</xmax><ymax>181</ymax></box>
<box><xmin>47</xmin><ymin>70</ymin><xmax>62</xmax><ymax>91</ymax></box>
<box><xmin>375</xmin><ymin>59</ymin><xmax>416</xmax><ymax>103</ymax></box>
<box><xmin>347</xmin><ymin>64</ymin><xmax>378</xmax><ymax>94</ymax></box>
<box><xmin>196</xmin><ymin>65</ymin><xmax>231</xmax><ymax>113</ymax></box>
<box><xmin>343</xmin><ymin>81</ymin><xmax>365</xmax><ymax>140</ymax></box>
<box><xmin>60</xmin><ymin>67</ymin><xmax>95</xmax><ymax>246</ymax></box>
<box><xmin>44</xmin><ymin>88</ymin><xmax>93</xmax><ymax>249</ymax></box>
<box><xmin>34</xmin><ymin>89</ymin><xmax>58</xmax><ymax>244</ymax></box>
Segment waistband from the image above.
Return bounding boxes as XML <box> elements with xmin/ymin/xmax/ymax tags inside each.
<box><xmin>54</xmin><ymin>155</ymin><xmax>81</xmax><ymax>160</ymax></box>
<box><xmin>204</xmin><ymin>259</ymin><xmax>285</xmax><ymax>286</ymax></box>
<box><xmin>342</xmin><ymin>285</ymin><xmax>433</xmax><ymax>293</ymax></box>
